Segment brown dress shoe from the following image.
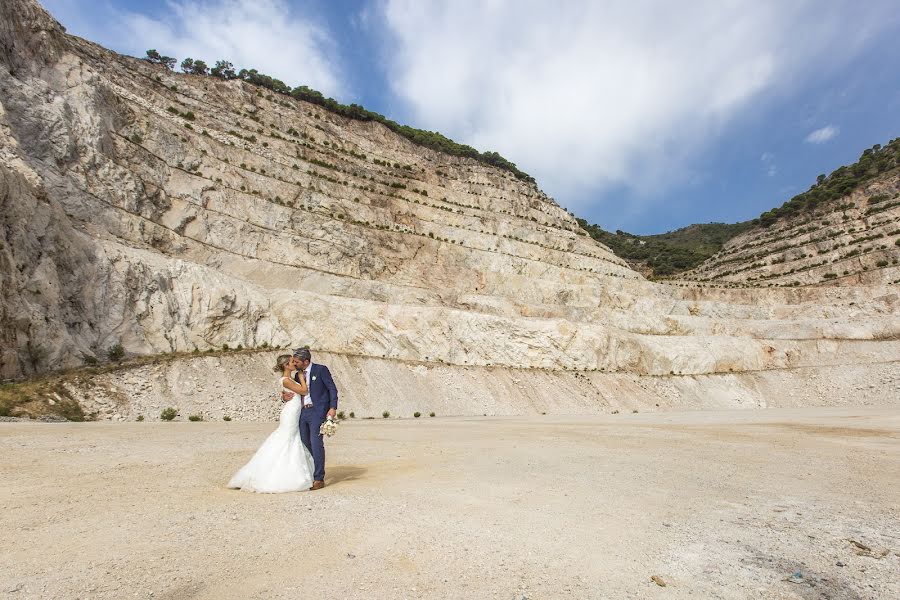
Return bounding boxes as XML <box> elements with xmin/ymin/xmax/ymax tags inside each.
<box><xmin>309</xmin><ymin>480</ymin><xmax>324</xmax><ymax>491</ymax></box>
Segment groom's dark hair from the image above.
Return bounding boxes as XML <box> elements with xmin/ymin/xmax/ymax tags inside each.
<box><xmin>292</xmin><ymin>347</ymin><xmax>312</xmax><ymax>361</ymax></box>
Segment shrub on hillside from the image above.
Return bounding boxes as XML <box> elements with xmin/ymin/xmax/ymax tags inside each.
<box><xmin>106</xmin><ymin>344</ymin><xmax>125</xmax><ymax>362</ymax></box>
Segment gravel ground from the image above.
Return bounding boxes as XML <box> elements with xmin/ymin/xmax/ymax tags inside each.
<box><xmin>1</xmin><ymin>407</ymin><xmax>898</xmax><ymax>599</ymax></box>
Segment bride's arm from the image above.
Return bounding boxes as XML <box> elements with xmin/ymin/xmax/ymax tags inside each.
<box><xmin>282</xmin><ymin>376</ymin><xmax>308</xmax><ymax>395</ymax></box>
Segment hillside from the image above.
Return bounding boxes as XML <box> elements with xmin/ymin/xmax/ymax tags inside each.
<box><xmin>576</xmin><ymin>220</ymin><xmax>754</xmax><ymax>277</ymax></box>
<box><xmin>685</xmin><ymin>160</ymin><xmax>900</xmax><ymax>287</ymax></box>
<box><xmin>580</xmin><ymin>138</ymin><xmax>899</xmax><ymax>280</ymax></box>
<box><xmin>1</xmin><ymin>0</ymin><xmax>898</xmax><ymax>419</ymax></box>
<box><xmin>682</xmin><ymin>138</ymin><xmax>900</xmax><ymax>286</ymax></box>
<box><xmin>758</xmin><ymin>138</ymin><xmax>900</xmax><ymax>227</ymax></box>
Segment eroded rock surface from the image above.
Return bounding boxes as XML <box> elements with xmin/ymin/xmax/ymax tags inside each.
<box><xmin>686</xmin><ymin>172</ymin><xmax>900</xmax><ymax>286</ymax></box>
<box><xmin>2</xmin><ymin>0</ymin><xmax>898</xmax><ymax>416</ymax></box>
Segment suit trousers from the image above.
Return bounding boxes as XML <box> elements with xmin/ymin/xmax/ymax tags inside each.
<box><xmin>299</xmin><ymin>407</ymin><xmax>325</xmax><ymax>481</ymax></box>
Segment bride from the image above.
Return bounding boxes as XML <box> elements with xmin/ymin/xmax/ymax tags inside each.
<box><xmin>228</xmin><ymin>354</ymin><xmax>315</xmax><ymax>493</ymax></box>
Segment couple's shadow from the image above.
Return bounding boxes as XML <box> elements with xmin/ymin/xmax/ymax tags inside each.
<box><xmin>325</xmin><ymin>465</ymin><xmax>366</xmax><ymax>487</ymax></box>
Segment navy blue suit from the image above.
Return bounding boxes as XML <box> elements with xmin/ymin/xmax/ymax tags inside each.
<box><xmin>294</xmin><ymin>363</ymin><xmax>338</xmax><ymax>481</ymax></box>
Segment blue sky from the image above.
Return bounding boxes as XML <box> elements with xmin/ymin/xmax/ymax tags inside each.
<box><xmin>44</xmin><ymin>0</ymin><xmax>900</xmax><ymax>234</ymax></box>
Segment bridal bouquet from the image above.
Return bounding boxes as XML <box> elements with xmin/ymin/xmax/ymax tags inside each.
<box><xmin>319</xmin><ymin>417</ymin><xmax>338</xmax><ymax>437</ymax></box>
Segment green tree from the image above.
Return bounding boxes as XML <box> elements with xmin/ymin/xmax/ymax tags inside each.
<box><xmin>190</xmin><ymin>59</ymin><xmax>209</xmax><ymax>75</ymax></box>
<box><xmin>144</xmin><ymin>49</ymin><xmax>176</xmax><ymax>70</ymax></box>
<box><xmin>181</xmin><ymin>58</ymin><xmax>208</xmax><ymax>75</ymax></box>
<box><xmin>211</xmin><ymin>60</ymin><xmax>237</xmax><ymax>79</ymax></box>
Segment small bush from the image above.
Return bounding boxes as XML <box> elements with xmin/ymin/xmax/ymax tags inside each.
<box><xmin>337</xmin><ymin>411</ymin><xmax>345</xmax><ymax>420</ymax></box>
<box><xmin>414</xmin><ymin>412</ymin><xmax>421</xmax><ymax>418</ymax></box>
<box><xmin>188</xmin><ymin>414</ymin><xmax>202</xmax><ymax>422</ymax></box>
<box><xmin>429</xmin><ymin>412</ymin><xmax>435</xmax><ymax>417</ymax></box>
<box><xmin>160</xmin><ymin>407</ymin><xmax>177</xmax><ymax>421</ymax></box>
<box><xmin>136</xmin><ymin>415</ymin><xmax>144</xmax><ymax>422</ymax></box>
<box><xmin>222</xmin><ymin>344</ymin><xmax>230</xmax><ymax>351</ymax></box>
<box><xmin>82</xmin><ymin>354</ymin><xmax>98</xmax><ymax>366</ymax></box>
<box><xmin>382</xmin><ymin>411</ymin><xmax>390</xmax><ymax>418</ymax></box>
<box><xmin>130</xmin><ymin>133</ymin><xmax>142</xmax><ymax>144</ymax></box>
<box><xmin>223</xmin><ymin>415</ymin><xmax>232</xmax><ymax>422</ymax></box>
<box><xmin>106</xmin><ymin>344</ymin><xmax>125</xmax><ymax>362</ymax></box>
<box><xmin>349</xmin><ymin>411</ymin><xmax>355</xmax><ymax>418</ymax></box>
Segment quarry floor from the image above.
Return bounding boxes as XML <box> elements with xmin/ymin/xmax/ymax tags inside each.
<box><xmin>2</xmin><ymin>408</ymin><xmax>898</xmax><ymax>599</ymax></box>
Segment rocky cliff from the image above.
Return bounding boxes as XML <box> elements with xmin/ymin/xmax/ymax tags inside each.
<box><xmin>2</xmin><ymin>0</ymin><xmax>898</xmax><ymax>417</ymax></box>
<box><xmin>685</xmin><ymin>170</ymin><xmax>900</xmax><ymax>286</ymax></box>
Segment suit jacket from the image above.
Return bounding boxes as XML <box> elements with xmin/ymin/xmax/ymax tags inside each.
<box><xmin>294</xmin><ymin>363</ymin><xmax>338</xmax><ymax>418</ymax></box>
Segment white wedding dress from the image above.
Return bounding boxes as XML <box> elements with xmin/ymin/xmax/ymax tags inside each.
<box><xmin>227</xmin><ymin>377</ymin><xmax>315</xmax><ymax>493</ymax></box>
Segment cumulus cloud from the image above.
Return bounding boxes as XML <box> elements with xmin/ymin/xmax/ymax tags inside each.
<box><xmin>378</xmin><ymin>0</ymin><xmax>893</xmax><ymax>211</ymax></box>
<box><xmin>805</xmin><ymin>125</ymin><xmax>839</xmax><ymax>144</ymax></box>
<box><xmin>49</xmin><ymin>0</ymin><xmax>343</xmax><ymax>97</ymax></box>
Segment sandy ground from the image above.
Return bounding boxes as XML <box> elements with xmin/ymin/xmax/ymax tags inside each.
<box><xmin>2</xmin><ymin>408</ymin><xmax>898</xmax><ymax>599</ymax></box>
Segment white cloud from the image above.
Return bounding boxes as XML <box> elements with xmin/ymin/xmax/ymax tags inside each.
<box><xmin>805</xmin><ymin>124</ymin><xmax>839</xmax><ymax>144</ymax></box>
<box><xmin>760</xmin><ymin>152</ymin><xmax>777</xmax><ymax>177</ymax></box>
<box><xmin>378</xmin><ymin>0</ymin><xmax>894</xmax><ymax>212</ymax></box>
<box><xmin>49</xmin><ymin>0</ymin><xmax>344</xmax><ymax>97</ymax></box>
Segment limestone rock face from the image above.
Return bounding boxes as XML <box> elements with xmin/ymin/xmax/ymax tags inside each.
<box><xmin>69</xmin><ymin>351</ymin><xmax>900</xmax><ymax>421</ymax></box>
<box><xmin>2</xmin><ymin>0</ymin><xmax>898</xmax><ymax>396</ymax></box>
<box><xmin>686</xmin><ymin>172</ymin><xmax>900</xmax><ymax>286</ymax></box>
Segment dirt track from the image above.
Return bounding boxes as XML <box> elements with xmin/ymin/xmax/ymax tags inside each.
<box><xmin>2</xmin><ymin>408</ymin><xmax>899</xmax><ymax>599</ymax></box>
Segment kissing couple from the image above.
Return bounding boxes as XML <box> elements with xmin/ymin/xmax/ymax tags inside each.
<box><xmin>228</xmin><ymin>347</ymin><xmax>339</xmax><ymax>493</ymax></box>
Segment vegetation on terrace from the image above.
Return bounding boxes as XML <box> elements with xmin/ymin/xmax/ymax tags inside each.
<box><xmin>759</xmin><ymin>138</ymin><xmax>899</xmax><ymax>226</ymax></box>
<box><xmin>143</xmin><ymin>50</ymin><xmax>534</xmax><ymax>183</ymax></box>
<box><xmin>576</xmin><ymin>221</ymin><xmax>754</xmax><ymax>277</ymax></box>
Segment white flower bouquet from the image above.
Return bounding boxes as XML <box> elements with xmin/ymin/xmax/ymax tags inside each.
<box><xmin>319</xmin><ymin>416</ymin><xmax>338</xmax><ymax>437</ymax></box>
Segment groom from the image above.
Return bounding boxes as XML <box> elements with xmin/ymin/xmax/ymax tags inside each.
<box><xmin>285</xmin><ymin>347</ymin><xmax>338</xmax><ymax>490</ymax></box>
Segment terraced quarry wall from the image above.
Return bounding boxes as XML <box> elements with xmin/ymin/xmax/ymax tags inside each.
<box><xmin>685</xmin><ymin>172</ymin><xmax>900</xmax><ymax>287</ymax></box>
<box><xmin>2</xmin><ymin>0</ymin><xmax>899</xmax><ymax>418</ymax></box>
<box><xmin>69</xmin><ymin>350</ymin><xmax>900</xmax><ymax>421</ymax></box>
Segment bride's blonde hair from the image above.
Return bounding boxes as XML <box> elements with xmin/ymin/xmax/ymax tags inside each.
<box><xmin>273</xmin><ymin>354</ymin><xmax>293</xmax><ymax>373</ymax></box>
